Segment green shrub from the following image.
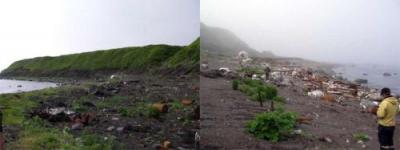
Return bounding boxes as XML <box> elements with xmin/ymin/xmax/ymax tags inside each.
<box><xmin>238</xmin><ymin>67</ymin><xmax>264</xmax><ymax>76</ymax></box>
<box><xmin>232</xmin><ymin>80</ymin><xmax>240</xmax><ymax>90</ymax></box>
<box><xmin>353</xmin><ymin>133</ymin><xmax>370</xmax><ymax>142</ymax></box>
<box><xmin>238</xmin><ymin>79</ymin><xmax>280</xmax><ymax>110</ymax></box>
<box><xmin>118</xmin><ymin>102</ymin><xmax>160</xmax><ymax>118</ymax></box>
<box><xmin>246</xmin><ymin>110</ymin><xmax>297</xmax><ymax>142</ymax></box>
<box><xmin>145</xmin><ymin>107</ymin><xmax>161</xmax><ymax>118</ymax></box>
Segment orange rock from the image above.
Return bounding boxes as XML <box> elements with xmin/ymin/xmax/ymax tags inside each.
<box><xmin>152</xmin><ymin>103</ymin><xmax>168</xmax><ymax>113</ymax></box>
<box><xmin>181</xmin><ymin>99</ymin><xmax>193</xmax><ymax>106</ymax></box>
<box><xmin>163</xmin><ymin>140</ymin><xmax>172</xmax><ymax>149</ymax></box>
<box><xmin>321</xmin><ymin>95</ymin><xmax>335</xmax><ymax>102</ymax></box>
<box><xmin>296</xmin><ymin>116</ymin><xmax>313</xmax><ymax>124</ymax></box>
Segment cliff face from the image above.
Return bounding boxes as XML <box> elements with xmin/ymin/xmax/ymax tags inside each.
<box><xmin>1</xmin><ymin>38</ymin><xmax>200</xmax><ymax>78</ymax></box>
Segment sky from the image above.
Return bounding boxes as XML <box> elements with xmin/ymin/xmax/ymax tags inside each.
<box><xmin>201</xmin><ymin>0</ymin><xmax>400</xmax><ymax>66</ymax></box>
<box><xmin>0</xmin><ymin>0</ymin><xmax>199</xmax><ymax>71</ymax></box>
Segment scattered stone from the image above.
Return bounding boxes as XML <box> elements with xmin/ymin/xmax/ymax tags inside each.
<box><xmin>201</xmin><ymin>64</ymin><xmax>208</xmax><ymax>69</ymax></box>
<box><xmin>293</xmin><ymin>129</ymin><xmax>303</xmax><ymax>135</ymax></box>
<box><xmin>111</xmin><ymin>117</ymin><xmax>120</xmax><ymax>121</ymax></box>
<box><xmin>319</xmin><ymin>137</ymin><xmax>332</xmax><ymax>143</ymax></box>
<box><xmin>116</xmin><ymin>127</ymin><xmax>124</xmax><ymax>132</ymax></box>
<box><xmin>107</xmin><ymin>126</ymin><xmax>115</xmax><ymax>131</ymax></box>
<box><xmin>71</xmin><ymin>122</ymin><xmax>84</xmax><ymax>130</ymax></box>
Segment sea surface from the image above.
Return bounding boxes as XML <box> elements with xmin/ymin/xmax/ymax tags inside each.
<box><xmin>0</xmin><ymin>79</ymin><xmax>57</xmax><ymax>94</ymax></box>
<box><xmin>333</xmin><ymin>64</ymin><xmax>400</xmax><ymax>95</ymax></box>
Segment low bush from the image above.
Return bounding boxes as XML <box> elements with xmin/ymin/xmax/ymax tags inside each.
<box><xmin>232</xmin><ymin>79</ymin><xmax>240</xmax><ymax>90</ymax></box>
<box><xmin>118</xmin><ymin>102</ymin><xmax>160</xmax><ymax>118</ymax></box>
<box><xmin>353</xmin><ymin>133</ymin><xmax>370</xmax><ymax>142</ymax></box>
<box><xmin>246</xmin><ymin>110</ymin><xmax>297</xmax><ymax>142</ymax></box>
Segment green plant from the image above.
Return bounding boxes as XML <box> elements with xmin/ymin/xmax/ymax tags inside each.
<box><xmin>145</xmin><ymin>106</ymin><xmax>161</xmax><ymax>118</ymax></box>
<box><xmin>170</xmin><ymin>100</ymin><xmax>185</xmax><ymax>111</ymax></box>
<box><xmin>2</xmin><ymin>38</ymin><xmax>199</xmax><ymax>77</ymax></box>
<box><xmin>232</xmin><ymin>79</ymin><xmax>240</xmax><ymax>90</ymax></box>
<box><xmin>238</xmin><ymin>67</ymin><xmax>264</xmax><ymax>76</ymax></box>
<box><xmin>246</xmin><ymin>110</ymin><xmax>297</xmax><ymax>142</ymax></box>
<box><xmin>238</xmin><ymin>79</ymin><xmax>281</xmax><ymax>111</ymax></box>
<box><xmin>353</xmin><ymin>133</ymin><xmax>370</xmax><ymax>142</ymax></box>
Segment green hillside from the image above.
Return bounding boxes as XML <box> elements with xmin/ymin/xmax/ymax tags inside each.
<box><xmin>1</xmin><ymin>38</ymin><xmax>199</xmax><ymax>77</ymax></box>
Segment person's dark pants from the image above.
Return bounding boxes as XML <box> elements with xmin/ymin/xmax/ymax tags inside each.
<box><xmin>378</xmin><ymin>125</ymin><xmax>395</xmax><ymax>150</ymax></box>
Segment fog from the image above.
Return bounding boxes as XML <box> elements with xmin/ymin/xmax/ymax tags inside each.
<box><xmin>201</xmin><ymin>0</ymin><xmax>400</xmax><ymax>67</ymax></box>
<box><xmin>0</xmin><ymin>0</ymin><xmax>199</xmax><ymax>71</ymax></box>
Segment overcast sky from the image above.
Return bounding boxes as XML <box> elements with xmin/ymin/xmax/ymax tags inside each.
<box><xmin>0</xmin><ymin>0</ymin><xmax>199</xmax><ymax>71</ymax></box>
<box><xmin>201</xmin><ymin>0</ymin><xmax>400</xmax><ymax>66</ymax></box>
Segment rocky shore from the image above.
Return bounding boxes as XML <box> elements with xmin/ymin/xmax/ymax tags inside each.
<box><xmin>1</xmin><ymin>74</ymin><xmax>199</xmax><ymax>149</ymax></box>
<box><xmin>200</xmin><ymin>52</ymin><xmax>400</xmax><ymax>149</ymax></box>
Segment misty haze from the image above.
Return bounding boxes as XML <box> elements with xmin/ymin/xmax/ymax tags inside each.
<box><xmin>201</xmin><ymin>0</ymin><xmax>400</xmax><ymax>66</ymax></box>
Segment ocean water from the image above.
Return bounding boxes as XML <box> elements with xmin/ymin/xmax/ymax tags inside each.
<box><xmin>333</xmin><ymin>64</ymin><xmax>400</xmax><ymax>95</ymax></box>
<box><xmin>0</xmin><ymin>79</ymin><xmax>57</xmax><ymax>94</ymax></box>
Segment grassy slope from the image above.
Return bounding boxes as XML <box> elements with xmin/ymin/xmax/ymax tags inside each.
<box><xmin>1</xmin><ymin>38</ymin><xmax>199</xmax><ymax>77</ymax></box>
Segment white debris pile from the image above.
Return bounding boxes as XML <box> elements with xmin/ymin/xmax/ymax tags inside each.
<box><xmin>218</xmin><ymin>67</ymin><xmax>232</xmax><ymax>75</ymax></box>
<box><xmin>307</xmin><ymin>90</ymin><xmax>324</xmax><ymax>98</ymax></box>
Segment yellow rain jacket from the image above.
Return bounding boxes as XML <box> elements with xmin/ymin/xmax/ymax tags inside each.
<box><xmin>377</xmin><ymin>97</ymin><xmax>399</xmax><ymax>127</ymax></box>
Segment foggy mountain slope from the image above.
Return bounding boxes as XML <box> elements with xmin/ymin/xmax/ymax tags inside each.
<box><xmin>201</xmin><ymin>23</ymin><xmax>274</xmax><ymax>57</ymax></box>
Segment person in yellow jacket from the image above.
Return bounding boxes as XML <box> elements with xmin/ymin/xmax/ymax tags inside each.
<box><xmin>377</xmin><ymin>88</ymin><xmax>398</xmax><ymax>150</ymax></box>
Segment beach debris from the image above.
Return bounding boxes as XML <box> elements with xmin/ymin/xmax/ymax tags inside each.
<box><xmin>366</xmin><ymin>93</ymin><xmax>381</xmax><ymax>100</ymax></box>
<box><xmin>319</xmin><ymin>137</ymin><xmax>333</xmax><ymax>143</ymax></box>
<box><xmin>260</xmin><ymin>74</ymin><xmax>267</xmax><ymax>80</ymax></box>
<box><xmin>251</xmin><ymin>74</ymin><xmax>259</xmax><ymax>80</ymax></box>
<box><xmin>293</xmin><ymin>129</ymin><xmax>303</xmax><ymax>135</ymax></box>
<box><xmin>307</xmin><ymin>90</ymin><xmax>324</xmax><ymax>98</ymax></box>
<box><xmin>360</xmin><ymin>99</ymin><xmax>379</xmax><ymax>113</ymax></box>
<box><xmin>110</xmin><ymin>74</ymin><xmax>121</xmax><ymax>80</ymax></box>
<box><xmin>296</xmin><ymin>116</ymin><xmax>313</xmax><ymax>124</ymax></box>
<box><xmin>270</xmin><ymin>72</ymin><xmax>283</xmax><ymax>81</ymax></box>
<box><xmin>238</xmin><ymin>51</ymin><xmax>249</xmax><ymax>59</ymax></box>
<box><xmin>218</xmin><ymin>67</ymin><xmax>231</xmax><ymax>74</ymax></box>
<box><xmin>107</xmin><ymin>126</ymin><xmax>115</xmax><ymax>131</ymax></box>
<box><xmin>71</xmin><ymin>122</ymin><xmax>84</xmax><ymax>130</ymax></box>
<box><xmin>321</xmin><ymin>94</ymin><xmax>335</xmax><ymax>103</ymax></box>
<box><xmin>181</xmin><ymin>99</ymin><xmax>193</xmax><ymax>106</ymax></box>
<box><xmin>152</xmin><ymin>102</ymin><xmax>168</xmax><ymax>113</ymax></box>
<box><xmin>116</xmin><ymin>127</ymin><xmax>124</xmax><ymax>132</ymax></box>
<box><xmin>201</xmin><ymin>63</ymin><xmax>208</xmax><ymax>69</ymax></box>
<box><xmin>195</xmin><ymin>132</ymin><xmax>200</xmax><ymax>150</ymax></box>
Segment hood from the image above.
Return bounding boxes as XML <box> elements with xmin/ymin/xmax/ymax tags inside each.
<box><xmin>384</xmin><ymin>97</ymin><xmax>398</xmax><ymax>105</ymax></box>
